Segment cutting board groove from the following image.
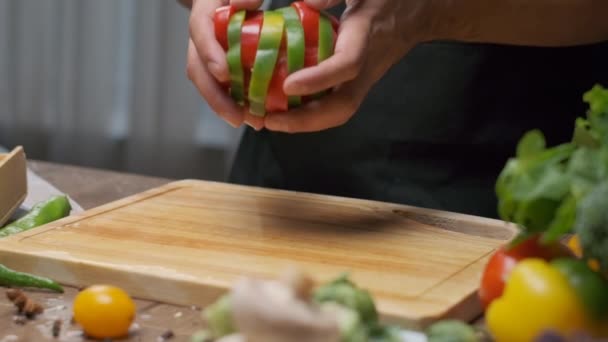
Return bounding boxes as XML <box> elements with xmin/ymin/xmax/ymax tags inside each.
<box><xmin>0</xmin><ymin>180</ymin><xmax>515</xmax><ymax>329</ymax></box>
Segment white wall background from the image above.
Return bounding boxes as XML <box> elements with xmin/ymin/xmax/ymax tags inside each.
<box><xmin>0</xmin><ymin>0</ymin><xmax>254</xmax><ymax>180</ymax></box>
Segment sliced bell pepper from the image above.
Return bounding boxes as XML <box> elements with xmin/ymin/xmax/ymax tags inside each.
<box><xmin>226</xmin><ymin>10</ymin><xmax>246</xmax><ymax>105</ymax></box>
<box><xmin>213</xmin><ymin>2</ymin><xmax>339</xmax><ymax>114</ymax></box>
<box><xmin>214</xmin><ymin>6</ymin><xmax>237</xmax><ymax>51</ymax></box>
<box><xmin>317</xmin><ymin>13</ymin><xmax>334</xmax><ymax>65</ymax></box>
<box><xmin>238</xmin><ymin>11</ymin><xmax>288</xmax><ymax>113</ymax></box>
<box><xmin>291</xmin><ymin>1</ymin><xmax>320</xmax><ymax>69</ymax></box>
<box><xmin>265</xmin><ymin>46</ymin><xmax>289</xmax><ymax>113</ymax></box>
<box><xmin>276</xmin><ymin>6</ymin><xmax>305</xmax><ymax>107</ymax></box>
<box><xmin>248</xmin><ymin>11</ymin><xmax>285</xmax><ymax>116</ymax></box>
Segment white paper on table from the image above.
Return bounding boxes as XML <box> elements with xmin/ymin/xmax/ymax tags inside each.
<box><xmin>1</xmin><ymin>144</ymin><xmax>84</xmax><ymax>218</ymax></box>
<box><xmin>21</xmin><ymin>168</ymin><xmax>84</xmax><ymax>213</ymax></box>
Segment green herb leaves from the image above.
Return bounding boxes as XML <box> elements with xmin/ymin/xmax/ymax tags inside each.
<box><xmin>496</xmin><ymin>84</ymin><xmax>608</xmax><ymax>269</ymax></box>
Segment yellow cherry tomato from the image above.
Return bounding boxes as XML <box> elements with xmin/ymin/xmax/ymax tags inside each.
<box><xmin>73</xmin><ymin>285</ymin><xmax>136</xmax><ymax>339</ymax></box>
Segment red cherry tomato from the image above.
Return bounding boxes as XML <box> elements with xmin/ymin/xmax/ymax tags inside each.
<box><xmin>479</xmin><ymin>235</ymin><xmax>573</xmax><ymax>309</ymax></box>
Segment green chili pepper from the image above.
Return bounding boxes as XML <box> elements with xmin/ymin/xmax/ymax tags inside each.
<box><xmin>313</xmin><ymin>12</ymin><xmax>334</xmax><ymax>99</ymax></box>
<box><xmin>227</xmin><ymin>10</ymin><xmax>246</xmax><ymax>105</ymax></box>
<box><xmin>276</xmin><ymin>6</ymin><xmax>305</xmax><ymax>107</ymax></box>
<box><xmin>0</xmin><ymin>264</ymin><xmax>63</xmax><ymax>292</ymax></box>
<box><xmin>0</xmin><ymin>195</ymin><xmax>71</xmax><ymax>238</ymax></box>
<box><xmin>248</xmin><ymin>11</ymin><xmax>285</xmax><ymax>116</ymax></box>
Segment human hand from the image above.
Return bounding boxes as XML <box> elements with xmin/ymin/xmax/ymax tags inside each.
<box><xmin>187</xmin><ymin>0</ymin><xmax>437</xmax><ymax>133</ymax></box>
<box><xmin>263</xmin><ymin>0</ymin><xmax>437</xmax><ymax>133</ymax></box>
<box><xmin>186</xmin><ymin>0</ymin><xmax>267</xmax><ymax>130</ymax></box>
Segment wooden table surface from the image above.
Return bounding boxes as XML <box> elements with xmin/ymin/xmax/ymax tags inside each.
<box><xmin>1</xmin><ymin>161</ymin><xmax>202</xmax><ymax>341</ymax></box>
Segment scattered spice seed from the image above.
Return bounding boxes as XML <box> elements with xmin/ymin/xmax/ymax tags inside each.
<box><xmin>52</xmin><ymin>319</ymin><xmax>62</xmax><ymax>338</ymax></box>
<box><xmin>6</xmin><ymin>289</ymin><xmax>44</xmax><ymax>318</ymax></box>
<box><xmin>160</xmin><ymin>329</ymin><xmax>174</xmax><ymax>340</ymax></box>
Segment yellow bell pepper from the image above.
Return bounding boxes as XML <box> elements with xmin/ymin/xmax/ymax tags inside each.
<box><xmin>486</xmin><ymin>258</ymin><xmax>605</xmax><ymax>342</ymax></box>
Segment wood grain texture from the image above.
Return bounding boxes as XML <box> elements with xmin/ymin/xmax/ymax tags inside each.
<box><xmin>0</xmin><ymin>146</ymin><xmax>27</xmax><ymax>226</ymax></box>
<box><xmin>0</xmin><ymin>179</ymin><xmax>516</xmax><ymax>329</ymax></box>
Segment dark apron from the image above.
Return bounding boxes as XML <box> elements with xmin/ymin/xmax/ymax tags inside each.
<box><xmin>229</xmin><ymin>2</ymin><xmax>608</xmax><ymax>218</ymax></box>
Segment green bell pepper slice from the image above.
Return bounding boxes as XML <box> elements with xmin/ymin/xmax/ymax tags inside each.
<box><xmin>276</xmin><ymin>7</ymin><xmax>305</xmax><ymax>107</ymax></box>
<box><xmin>318</xmin><ymin>12</ymin><xmax>334</xmax><ymax>64</ymax></box>
<box><xmin>227</xmin><ymin>10</ymin><xmax>246</xmax><ymax>105</ymax></box>
<box><xmin>313</xmin><ymin>12</ymin><xmax>334</xmax><ymax>99</ymax></box>
<box><xmin>248</xmin><ymin>11</ymin><xmax>285</xmax><ymax>116</ymax></box>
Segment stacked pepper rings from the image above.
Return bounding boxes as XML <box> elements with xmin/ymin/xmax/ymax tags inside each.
<box><xmin>214</xmin><ymin>2</ymin><xmax>339</xmax><ymax>116</ymax></box>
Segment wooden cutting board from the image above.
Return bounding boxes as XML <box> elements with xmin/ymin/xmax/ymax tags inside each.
<box><xmin>0</xmin><ymin>146</ymin><xmax>27</xmax><ymax>227</ymax></box>
<box><xmin>0</xmin><ymin>180</ymin><xmax>516</xmax><ymax>329</ymax></box>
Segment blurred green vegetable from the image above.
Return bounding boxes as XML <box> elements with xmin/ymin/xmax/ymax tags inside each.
<box><xmin>203</xmin><ymin>295</ymin><xmax>235</xmax><ymax>338</ymax></box>
<box><xmin>320</xmin><ymin>302</ymin><xmax>368</xmax><ymax>342</ymax></box>
<box><xmin>495</xmin><ymin>84</ymin><xmax>608</xmax><ymax>269</ymax></box>
<box><xmin>574</xmin><ymin>182</ymin><xmax>608</xmax><ymax>272</ymax></box>
<box><xmin>314</xmin><ymin>274</ymin><xmax>378</xmax><ymax>324</ymax></box>
<box><xmin>199</xmin><ymin>274</ymin><xmax>405</xmax><ymax>342</ymax></box>
<box><xmin>426</xmin><ymin>320</ymin><xmax>478</xmax><ymax>342</ymax></box>
<box><xmin>369</xmin><ymin>324</ymin><xmax>403</xmax><ymax>342</ymax></box>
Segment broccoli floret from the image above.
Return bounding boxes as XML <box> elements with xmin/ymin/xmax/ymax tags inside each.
<box><xmin>203</xmin><ymin>295</ymin><xmax>236</xmax><ymax>338</ymax></box>
<box><xmin>314</xmin><ymin>274</ymin><xmax>378</xmax><ymax>324</ymax></box>
<box><xmin>574</xmin><ymin>181</ymin><xmax>608</xmax><ymax>271</ymax></box>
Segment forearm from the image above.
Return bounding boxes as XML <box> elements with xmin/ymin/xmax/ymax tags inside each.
<box><xmin>432</xmin><ymin>0</ymin><xmax>608</xmax><ymax>46</ymax></box>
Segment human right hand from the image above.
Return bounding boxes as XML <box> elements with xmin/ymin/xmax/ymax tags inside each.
<box><xmin>186</xmin><ymin>0</ymin><xmax>266</xmax><ymax>130</ymax></box>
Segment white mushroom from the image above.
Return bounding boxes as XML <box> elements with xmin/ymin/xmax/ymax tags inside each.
<box><xmin>229</xmin><ymin>269</ymin><xmax>342</xmax><ymax>342</ymax></box>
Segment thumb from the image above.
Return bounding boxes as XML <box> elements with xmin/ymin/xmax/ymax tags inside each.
<box><xmin>230</xmin><ymin>0</ymin><xmax>264</xmax><ymax>10</ymax></box>
<box><xmin>304</xmin><ymin>0</ymin><xmax>343</xmax><ymax>10</ymax></box>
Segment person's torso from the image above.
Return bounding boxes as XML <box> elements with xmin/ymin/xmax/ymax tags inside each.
<box><xmin>229</xmin><ymin>1</ymin><xmax>608</xmax><ymax>218</ymax></box>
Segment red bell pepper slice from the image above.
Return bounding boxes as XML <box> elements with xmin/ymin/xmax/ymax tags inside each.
<box><xmin>214</xmin><ymin>6</ymin><xmax>237</xmax><ymax>51</ymax></box>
